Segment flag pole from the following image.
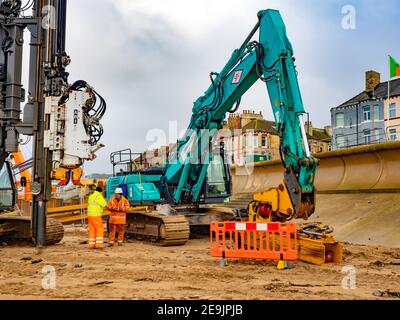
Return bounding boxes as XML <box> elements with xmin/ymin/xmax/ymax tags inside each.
<box><xmin>388</xmin><ymin>55</ymin><xmax>391</xmax><ymax>142</ymax></box>
<box><xmin>388</xmin><ymin>55</ymin><xmax>391</xmax><ymax>102</ymax></box>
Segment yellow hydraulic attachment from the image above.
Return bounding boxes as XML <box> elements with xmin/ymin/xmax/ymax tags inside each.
<box><xmin>248</xmin><ymin>183</ymin><xmax>295</xmax><ymax>222</ymax></box>
<box><xmin>248</xmin><ymin>191</ymin><xmax>342</xmax><ymax>265</ymax></box>
<box><xmin>296</xmin><ymin>222</ymin><xmax>343</xmax><ymax>265</ymax></box>
<box><xmin>50</xmin><ymin>166</ymin><xmax>83</xmax><ymax>186</ymax></box>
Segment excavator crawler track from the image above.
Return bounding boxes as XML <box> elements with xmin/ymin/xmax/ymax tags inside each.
<box><xmin>0</xmin><ymin>215</ymin><xmax>64</xmax><ymax>245</ymax></box>
<box><xmin>124</xmin><ymin>211</ymin><xmax>190</xmax><ymax>246</ymax></box>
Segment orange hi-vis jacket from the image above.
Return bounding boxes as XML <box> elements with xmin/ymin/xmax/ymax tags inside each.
<box><xmin>107</xmin><ymin>196</ymin><xmax>130</xmax><ymax>225</ymax></box>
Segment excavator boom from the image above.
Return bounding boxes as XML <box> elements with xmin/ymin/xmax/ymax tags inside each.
<box><xmin>164</xmin><ymin>9</ymin><xmax>318</xmax><ymax>220</ymax></box>
<box><xmin>106</xmin><ymin>9</ymin><xmax>318</xmax><ymax>246</ymax></box>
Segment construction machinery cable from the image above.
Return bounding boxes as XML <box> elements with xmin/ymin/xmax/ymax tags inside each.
<box><xmin>59</xmin><ymin>80</ymin><xmax>106</xmax><ymax>146</ymax></box>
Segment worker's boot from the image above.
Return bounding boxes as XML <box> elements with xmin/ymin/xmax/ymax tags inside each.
<box><xmin>118</xmin><ymin>241</ymin><xmax>123</xmax><ymax>246</ymax></box>
<box><xmin>105</xmin><ymin>242</ymin><xmax>113</xmax><ymax>247</ymax></box>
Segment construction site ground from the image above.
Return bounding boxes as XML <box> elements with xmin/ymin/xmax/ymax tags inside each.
<box><xmin>0</xmin><ymin>225</ymin><xmax>399</xmax><ymax>300</ymax></box>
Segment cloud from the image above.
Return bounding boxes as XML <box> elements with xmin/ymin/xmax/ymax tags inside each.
<box><xmin>21</xmin><ymin>0</ymin><xmax>399</xmax><ymax>174</ymax></box>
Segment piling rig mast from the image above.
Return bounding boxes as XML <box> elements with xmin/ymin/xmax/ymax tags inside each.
<box><xmin>0</xmin><ymin>0</ymin><xmax>105</xmax><ymax>245</ymax></box>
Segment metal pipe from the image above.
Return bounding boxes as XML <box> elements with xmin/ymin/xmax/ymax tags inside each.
<box><xmin>298</xmin><ymin>114</ymin><xmax>311</xmax><ymax>157</ymax></box>
<box><xmin>239</xmin><ymin>21</ymin><xmax>260</xmax><ymax>52</ymax></box>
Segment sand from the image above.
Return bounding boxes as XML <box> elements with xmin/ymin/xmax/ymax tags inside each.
<box><xmin>0</xmin><ymin>226</ymin><xmax>399</xmax><ymax>300</ymax></box>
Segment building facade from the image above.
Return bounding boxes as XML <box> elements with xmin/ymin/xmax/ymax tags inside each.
<box><xmin>139</xmin><ymin>110</ymin><xmax>332</xmax><ymax>168</ymax></box>
<box><xmin>224</xmin><ymin>110</ymin><xmax>331</xmax><ymax>165</ymax></box>
<box><xmin>331</xmin><ymin>71</ymin><xmax>400</xmax><ymax>149</ymax></box>
<box><xmin>384</xmin><ymin>93</ymin><xmax>400</xmax><ymax>142</ymax></box>
<box><xmin>305</xmin><ymin>122</ymin><xmax>332</xmax><ymax>153</ymax></box>
<box><xmin>141</xmin><ymin>143</ymin><xmax>175</xmax><ymax>168</ymax></box>
<box><xmin>224</xmin><ymin>110</ymin><xmax>279</xmax><ymax>165</ymax></box>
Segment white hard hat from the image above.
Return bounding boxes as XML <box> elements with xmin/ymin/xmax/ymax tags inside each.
<box><xmin>115</xmin><ymin>187</ymin><xmax>123</xmax><ymax>194</ymax></box>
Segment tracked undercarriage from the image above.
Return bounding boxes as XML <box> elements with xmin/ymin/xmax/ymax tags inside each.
<box><xmin>124</xmin><ymin>206</ymin><xmax>240</xmax><ymax>246</ymax></box>
<box><xmin>125</xmin><ymin>210</ymin><xmax>190</xmax><ymax>246</ymax></box>
<box><xmin>0</xmin><ymin>215</ymin><xmax>64</xmax><ymax>245</ymax></box>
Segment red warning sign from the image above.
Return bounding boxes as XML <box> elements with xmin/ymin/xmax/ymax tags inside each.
<box><xmin>231</xmin><ymin>70</ymin><xmax>243</xmax><ymax>84</ymax></box>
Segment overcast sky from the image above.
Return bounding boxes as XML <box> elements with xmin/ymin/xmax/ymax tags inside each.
<box><xmin>19</xmin><ymin>0</ymin><xmax>400</xmax><ymax>174</ymax></box>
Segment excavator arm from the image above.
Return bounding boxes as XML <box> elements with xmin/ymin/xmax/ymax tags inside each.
<box><xmin>165</xmin><ymin>9</ymin><xmax>318</xmax><ymax>220</ymax></box>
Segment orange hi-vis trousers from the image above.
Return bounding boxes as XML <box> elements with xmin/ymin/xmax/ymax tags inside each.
<box><xmin>108</xmin><ymin>224</ymin><xmax>125</xmax><ymax>244</ymax></box>
<box><xmin>88</xmin><ymin>216</ymin><xmax>104</xmax><ymax>248</ymax></box>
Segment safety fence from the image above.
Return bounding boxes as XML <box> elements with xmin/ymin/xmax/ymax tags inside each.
<box><xmin>210</xmin><ymin>221</ymin><xmax>298</xmax><ymax>261</ymax></box>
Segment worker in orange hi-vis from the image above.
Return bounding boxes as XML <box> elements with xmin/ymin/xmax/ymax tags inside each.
<box><xmin>106</xmin><ymin>188</ymin><xmax>130</xmax><ymax>246</ymax></box>
<box><xmin>87</xmin><ymin>186</ymin><xmax>107</xmax><ymax>249</ymax></box>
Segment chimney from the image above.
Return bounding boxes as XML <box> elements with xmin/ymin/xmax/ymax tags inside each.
<box><xmin>305</xmin><ymin>121</ymin><xmax>313</xmax><ymax>136</ymax></box>
<box><xmin>365</xmin><ymin>70</ymin><xmax>380</xmax><ymax>93</ymax></box>
<box><xmin>324</xmin><ymin>125</ymin><xmax>332</xmax><ymax>137</ymax></box>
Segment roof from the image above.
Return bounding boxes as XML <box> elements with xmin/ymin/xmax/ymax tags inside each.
<box><xmin>241</xmin><ymin>119</ymin><xmax>331</xmax><ymax>142</ymax></box>
<box><xmin>308</xmin><ymin>129</ymin><xmax>331</xmax><ymax>142</ymax></box>
<box><xmin>335</xmin><ymin>78</ymin><xmax>400</xmax><ymax>109</ymax></box>
<box><xmin>241</xmin><ymin>119</ymin><xmax>278</xmax><ymax>134</ymax></box>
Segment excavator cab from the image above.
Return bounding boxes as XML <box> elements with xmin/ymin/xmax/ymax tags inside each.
<box><xmin>107</xmin><ymin>146</ymin><xmax>232</xmax><ymax>206</ymax></box>
<box><xmin>202</xmin><ymin>149</ymin><xmax>232</xmax><ymax>204</ymax></box>
<box><xmin>0</xmin><ymin>161</ymin><xmax>17</xmax><ymax>212</ymax></box>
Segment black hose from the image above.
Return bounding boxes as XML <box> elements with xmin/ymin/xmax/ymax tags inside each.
<box><xmin>0</xmin><ymin>23</ymin><xmax>13</xmax><ymax>81</ymax></box>
<box><xmin>229</xmin><ymin>98</ymin><xmax>241</xmax><ymax>113</ymax></box>
<box><xmin>59</xmin><ymin>80</ymin><xmax>106</xmax><ymax>146</ymax></box>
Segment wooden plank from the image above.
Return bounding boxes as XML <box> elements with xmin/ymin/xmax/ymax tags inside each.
<box><xmin>49</xmin><ymin>206</ymin><xmax>149</xmax><ymax>224</ymax></box>
<box><xmin>47</xmin><ymin>204</ymin><xmax>87</xmax><ymax>214</ymax></box>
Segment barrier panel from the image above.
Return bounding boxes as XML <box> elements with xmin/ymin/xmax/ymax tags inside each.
<box><xmin>210</xmin><ymin>221</ymin><xmax>297</xmax><ymax>261</ymax></box>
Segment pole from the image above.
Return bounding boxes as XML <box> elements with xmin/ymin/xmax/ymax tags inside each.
<box><xmin>356</xmin><ymin>104</ymin><xmax>359</xmax><ymax>146</ymax></box>
<box><xmin>387</xmin><ymin>55</ymin><xmax>391</xmax><ymax>111</ymax></box>
<box><xmin>31</xmin><ymin>0</ymin><xmax>48</xmax><ymax>247</ymax></box>
<box><xmin>390</xmin><ymin>54</ymin><xmax>391</xmax><ymax>139</ymax></box>
<box><xmin>299</xmin><ymin>114</ymin><xmax>311</xmax><ymax>157</ymax></box>
<box><xmin>31</xmin><ymin>0</ymin><xmax>69</xmax><ymax>246</ymax></box>
<box><xmin>388</xmin><ymin>55</ymin><xmax>391</xmax><ymax>100</ymax></box>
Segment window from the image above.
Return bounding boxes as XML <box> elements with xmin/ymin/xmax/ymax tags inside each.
<box><xmin>0</xmin><ymin>164</ymin><xmax>14</xmax><ymax>208</ymax></box>
<box><xmin>336</xmin><ymin>135</ymin><xmax>345</xmax><ymax>148</ymax></box>
<box><xmin>335</xmin><ymin>113</ymin><xmax>344</xmax><ymax>128</ymax></box>
<box><xmin>246</xmin><ymin>135</ymin><xmax>252</xmax><ymax>147</ymax></box>
<box><xmin>389</xmin><ymin>129</ymin><xmax>397</xmax><ymax>141</ymax></box>
<box><xmin>373</xmin><ymin>129</ymin><xmax>381</xmax><ymax>143</ymax></box>
<box><xmin>261</xmin><ymin>136</ymin><xmax>267</xmax><ymax>147</ymax></box>
<box><xmin>373</xmin><ymin>104</ymin><xmax>380</xmax><ymax>121</ymax></box>
<box><xmin>207</xmin><ymin>154</ymin><xmax>229</xmax><ymax>196</ymax></box>
<box><xmin>253</xmin><ymin>135</ymin><xmax>258</xmax><ymax>148</ymax></box>
<box><xmin>389</xmin><ymin>103</ymin><xmax>397</xmax><ymax>119</ymax></box>
<box><xmin>364</xmin><ymin>129</ymin><xmax>371</xmax><ymax>144</ymax></box>
<box><xmin>363</xmin><ymin>106</ymin><xmax>371</xmax><ymax>121</ymax></box>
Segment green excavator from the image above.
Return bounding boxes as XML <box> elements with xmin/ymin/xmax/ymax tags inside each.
<box><xmin>106</xmin><ymin>9</ymin><xmax>318</xmax><ymax>245</ymax></box>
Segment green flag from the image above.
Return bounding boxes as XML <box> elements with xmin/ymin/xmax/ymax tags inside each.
<box><xmin>390</xmin><ymin>55</ymin><xmax>400</xmax><ymax>78</ymax></box>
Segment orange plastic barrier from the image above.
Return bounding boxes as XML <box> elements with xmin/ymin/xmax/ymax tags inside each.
<box><xmin>210</xmin><ymin>221</ymin><xmax>298</xmax><ymax>261</ymax></box>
